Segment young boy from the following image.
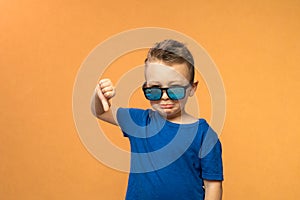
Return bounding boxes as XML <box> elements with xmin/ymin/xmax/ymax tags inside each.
<box><xmin>91</xmin><ymin>39</ymin><xmax>223</xmax><ymax>200</ymax></box>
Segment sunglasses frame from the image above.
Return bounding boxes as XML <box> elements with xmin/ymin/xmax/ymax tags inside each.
<box><xmin>142</xmin><ymin>82</ymin><xmax>191</xmax><ymax>101</ymax></box>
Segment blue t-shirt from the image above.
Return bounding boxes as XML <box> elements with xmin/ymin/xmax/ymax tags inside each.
<box><xmin>117</xmin><ymin>108</ymin><xmax>223</xmax><ymax>200</ymax></box>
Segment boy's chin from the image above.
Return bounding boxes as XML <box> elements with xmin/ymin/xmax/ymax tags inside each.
<box><xmin>156</xmin><ymin>108</ymin><xmax>181</xmax><ymax>119</ymax></box>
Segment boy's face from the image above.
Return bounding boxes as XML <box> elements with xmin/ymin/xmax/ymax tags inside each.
<box><xmin>144</xmin><ymin>62</ymin><xmax>197</xmax><ymax>120</ymax></box>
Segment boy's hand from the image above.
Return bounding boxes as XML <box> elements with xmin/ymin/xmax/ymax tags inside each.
<box><xmin>96</xmin><ymin>79</ymin><xmax>116</xmax><ymax>112</ymax></box>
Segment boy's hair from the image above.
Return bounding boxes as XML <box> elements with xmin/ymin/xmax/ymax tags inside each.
<box><xmin>145</xmin><ymin>39</ymin><xmax>195</xmax><ymax>84</ymax></box>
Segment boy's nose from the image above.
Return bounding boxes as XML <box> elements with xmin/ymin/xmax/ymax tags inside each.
<box><xmin>161</xmin><ymin>90</ymin><xmax>169</xmax><ymax>100</ymax></box>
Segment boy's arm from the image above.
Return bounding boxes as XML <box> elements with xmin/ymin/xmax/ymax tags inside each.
<box><xmin>91</xmin><ymin>79</ymin><xmax>118</xmax><ymax>126</ymax></box>
<box><xmin>203</xmin><ymin>180</ymin><xmax>222</xmax><ymax>200</ymax></box>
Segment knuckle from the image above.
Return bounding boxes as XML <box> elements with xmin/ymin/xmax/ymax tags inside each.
<box><xmin>104</xmin><ymin>92</ymin><xmax>111</xmax><ymax>98</ymax></box>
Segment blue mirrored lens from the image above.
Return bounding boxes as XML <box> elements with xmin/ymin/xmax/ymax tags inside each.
<box><xmin>144</xmin><ymin>88</ymin><xmax>162</xmax><ymax>100</ymax></box>
<box><xmin>167</xmin><ymin>87</ymin><xmax>185</xmax><ymax>100</ymax></box>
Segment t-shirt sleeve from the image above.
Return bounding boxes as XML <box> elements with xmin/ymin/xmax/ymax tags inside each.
<box><xmin>199</xmin><ymin>122</ymin><xmax>224</xmax><ymax>181</ymax></box>
<box><xmin>116</xmin><ymin>107</ymin><xmax>149</xmax><ymax>137</ymax></box>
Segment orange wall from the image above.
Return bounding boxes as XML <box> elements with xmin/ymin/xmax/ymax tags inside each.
<box><xmin>1</xmin><ymin>0</ymin><xmax>300</xmax><ymax>199</ymax></box>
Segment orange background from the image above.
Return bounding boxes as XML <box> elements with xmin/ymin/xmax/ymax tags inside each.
<box><xmin>1</xmin><ymin>0</ymin><xmax>300</xmax><ymax>199</ymax></box>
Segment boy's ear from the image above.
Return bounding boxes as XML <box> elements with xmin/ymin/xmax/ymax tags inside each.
<box><xmin>188</xmin><ymin>81</ymin><xmax>198</xmax><ymax>97</ymax></box>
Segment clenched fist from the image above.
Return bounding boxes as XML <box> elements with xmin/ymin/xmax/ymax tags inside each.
<box><xmin>95</xmin><ymin>78</ymin><xmax>116</xmax><ymax>112</ymax></box>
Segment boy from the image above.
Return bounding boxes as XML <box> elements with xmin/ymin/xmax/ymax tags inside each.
<box><xmin>91</xmin><ymin>39</ymin><xmax>223</xmax><ymax>200</ymax></box>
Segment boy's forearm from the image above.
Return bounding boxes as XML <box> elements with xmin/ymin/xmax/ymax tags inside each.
<box><xmin>204</xmin><ymin>181</ymin><xmax>222</xmax><ymax>200</ymax></box>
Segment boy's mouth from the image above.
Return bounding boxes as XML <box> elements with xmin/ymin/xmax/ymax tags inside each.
<box><xmin>160</xmin><ymin>104</ymin><xmax>174</xmax><ymax>109</ymax></box>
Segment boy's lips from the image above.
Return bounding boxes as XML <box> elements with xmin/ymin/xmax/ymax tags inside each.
<box><xmin>160</xmin><ymin>104</ymin><xmax>174</xmax><ymax>109</ymax></box>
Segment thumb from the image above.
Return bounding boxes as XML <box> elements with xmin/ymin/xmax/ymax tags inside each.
<box><xmin>96</xmin><ymin>86</ymin><xmax>110</xmax><ymax>112</ymax></box>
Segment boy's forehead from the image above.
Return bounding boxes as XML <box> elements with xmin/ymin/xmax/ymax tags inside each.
<box><xmin>145</xmin><ymin>62</ymin><xmax>190</xmax><ymax>84</ymax></box>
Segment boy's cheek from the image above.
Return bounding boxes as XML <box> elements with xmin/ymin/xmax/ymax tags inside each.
<box><xmin>150</xmin><ymin>102</ymin><xmax>160</xmax><ymax>110</ymax></box>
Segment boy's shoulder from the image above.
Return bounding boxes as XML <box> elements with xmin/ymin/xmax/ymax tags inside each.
<box><xmin>117</xmin><ymin>107</ymin><xmax>151</xmax><ymax>125</ymax></box>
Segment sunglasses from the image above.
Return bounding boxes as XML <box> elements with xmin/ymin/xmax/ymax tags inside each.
<box><xmin>142</xmin><ymin>83</ymin><xmax>190</xmax><ymax>101</ymax></box>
